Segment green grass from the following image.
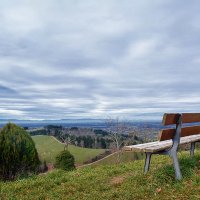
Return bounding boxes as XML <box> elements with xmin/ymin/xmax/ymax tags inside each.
<box><xmin>32</xmin><ymin>135</ymin><xmax>105</xmax><ymax>164</ymax></box>
<box><xmin>89</xmin><ymin>151</ymin><xmax>143</xmax><ymax>166</ymax></box>
<box><xmin>0</xmin><ymin>150</ymin><xmax>200</xmax><ymax>199</ymax></box>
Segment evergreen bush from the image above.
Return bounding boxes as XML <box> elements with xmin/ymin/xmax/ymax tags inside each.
<box><xmin>0</xmin><ymin>123</ymin><xmax>40</xmax><ymax>180</ymax></box>
<box><xmin>55</xmin><ymin>150</ymin><xmax>75</xmax><ymax>171</ymax></box>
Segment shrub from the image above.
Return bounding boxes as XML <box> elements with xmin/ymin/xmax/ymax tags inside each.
<box><xmin>55</xmin><ymin>150</ymin><xmax>75</xmax><ymax>171</ymax></box>
<box><xmin>0</xmin><ymin>123</ymin><xmax>40</xmax><ymax>180</ymax></box>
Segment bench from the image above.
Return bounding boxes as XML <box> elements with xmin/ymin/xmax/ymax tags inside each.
<box><xmin>124</xmin><ymin>113</ymin><xmax>200</xmax><ymax>180</ymax></box>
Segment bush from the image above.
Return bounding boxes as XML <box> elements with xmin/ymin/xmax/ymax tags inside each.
<box><xmin>55</xmin><ymin>150</ymin><xmax>75</xmax><ymax>171</ymax></box>
<box><xmin>0</xmin><ymin>123</ymin><xmax>40</xmax><ymax>180</ymax></box>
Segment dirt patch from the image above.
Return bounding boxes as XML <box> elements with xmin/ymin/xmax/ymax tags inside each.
<box><xmin>110</xmin><ymin>176</ymin><xmax>125</xmax><ymax>186</ymax></box>
<box><xmin>47</xmin><ymin>163</ymin><xmax>54</xmax><ymax>171</ymax></box>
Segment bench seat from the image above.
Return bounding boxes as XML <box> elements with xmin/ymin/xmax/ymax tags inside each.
<box><xmin>124</xmin><ymin>134</ymin><xmax>200</xmax><ymax>153</ymax></box>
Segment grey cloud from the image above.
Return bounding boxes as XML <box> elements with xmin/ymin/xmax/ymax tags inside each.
<box><xmin>0</xmin><ymin>0</ymin><xmax>200</xmax><ymax>120</ymax></box>
<box><xmin>0</xmin><ymin>85</ymin><xmax>16</xmax><ymax>94</ymax></box>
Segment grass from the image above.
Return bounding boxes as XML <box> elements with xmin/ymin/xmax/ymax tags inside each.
<box><xmin>0</xmin><ymin>150</ymin><xmax>200</xmax><ymax>199</ymax></box>
<box><xmin>32</xmin><ymin>135</ymin><xmax>105</xmax><ymax>164</ymax></box>
<box><xmin>89</xmin><ymin>151</ymin><xmax>144</xmax><ymax>166</ymax></box>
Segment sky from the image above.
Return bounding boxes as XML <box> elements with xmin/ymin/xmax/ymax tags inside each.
<box><xmin>0</xmin><ymin>0</ymin><xmax>200</xmax><ymax>120</ymax></box>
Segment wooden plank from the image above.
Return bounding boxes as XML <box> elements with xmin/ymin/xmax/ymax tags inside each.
<box><xmin>182</xmin><ymin>113</ymin><xmax>200</xmax><ymax>123</ymax></box>
<box><xmin>124</xmin><ymin>134</ymin><xmax>200</xmax><ymax>153</ymax></box>
<box><xmin>158</xmin><ymin>128</ymin><xmax>175</xmax><ymax>141</ymax></box>
<box><xmin>124</xmin><ymin>141</ymin><xmax>159</xmax><ymax>148</ymax></box>
<box><xmin>158</xmin><ymin>125</ymin><xmax>200</xmax><ymax>141</ymax></box>
<box><xmin>123</xmin><ymin>140</ymin><xmax>171</xmax><ymax>152</ymax></box>
<box><xmin>162</xmin><ymin>113</ymin><xmax>180</xmax><ymax>125</ymax></box>
<box><xmin>180</xmin><ymin>134</ymin><xmax>200</xmax><ymax>143</ymax></box>
<box><xmin>146</xmin><ymin>134</ymin><xmax>200</xmax><ymax>152</ymax></box>
<box><xmin>162</xmin><ymin>113</ymin><xmax>200</xmax><ymax>125</ymax></box>
<box><xmin>144</xmin><ymin>142</ymin><xmax>172</xmax><ymax>152</ymax></box>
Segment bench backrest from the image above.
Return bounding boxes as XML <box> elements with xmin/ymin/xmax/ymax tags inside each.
<box><xmin>158</xmin><ymin>113</ymin><xmax>200</xmax><ymax>141</ymax></box>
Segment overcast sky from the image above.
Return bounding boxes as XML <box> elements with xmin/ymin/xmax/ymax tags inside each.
<box><xmin>0</xmin><ymin>0</ymin><xmax>200</xmax><ymax>120</ymax></box>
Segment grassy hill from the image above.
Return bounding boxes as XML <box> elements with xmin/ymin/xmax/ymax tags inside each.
<box><xmin>0</xmin><ymin>150</ymin><xmax>200</xmax><ymax>199</ymax></box>
<box><xmin>32</xmin><ymin>135</ymin><xmax>105</xmax><ymax>164</ymax></box>
<box><xmin>83</xmin><ymin>151</ymin><xmax>144</xmax><ymax>167</ymax></box>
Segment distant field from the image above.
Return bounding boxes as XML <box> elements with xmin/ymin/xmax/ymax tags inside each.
<box><xmin>32</xmin><ymin>135</ymin><xmax>105</xmax><ymax>164</ymax></box>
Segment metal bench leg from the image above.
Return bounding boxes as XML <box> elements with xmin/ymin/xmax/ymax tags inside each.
<box><xmin>190</xmin><ymin>142</ymin><xmax>195</xmax><ymax>157</ymax></box>
<box><xmin>171</xmin><ymin>152</ymin><xmax>182</xmax><ymax>180</ymax></box>
<box><xmin>144</xmin><ymin>152</ymin><xmax>152</xmax><ymax>174</ymax></box>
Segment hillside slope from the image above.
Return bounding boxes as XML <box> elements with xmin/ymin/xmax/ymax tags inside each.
<box><xmin>90</xmin><ymin>151</ymin><xmax>144</xmax><ymax>166</ymax></box>
<box><xmin>82</xmin><ymin>151</ymin><xmax>143</xmax><ymax>167</ymax></box>
<box><xmin>0</xmin><ymin>150</ymin><xmax>200</xmax><ymax>199</ymax></box>
<box><xmin>32</xmin><ymin>135</ymin><xmax>105</xmax><ymax>164</ymax></box>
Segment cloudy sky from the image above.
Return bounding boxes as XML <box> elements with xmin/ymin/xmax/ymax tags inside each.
<box><xmin>0</xmin><ymin>0</ymin><xmax>200</xmax><ymax>120</ymax></box>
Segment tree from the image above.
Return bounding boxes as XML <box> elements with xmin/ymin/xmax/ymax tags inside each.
<box><xmin>100</xmin><ymin>138</ymin><xmax>107</xmax><ymax>149</ymax></box>
<box><xmin>0</xmin><ymin>123</ymin><xmax>40</xmax><ymax>180</ymax></box>
<box><xmin>106</xmin><ymin>117</ymin><xmax>128</xmax><ymax>163</ymax></box>
<box><xmin>60</xmin><ymin>129</ymin><xmax>75</xmax><ymax>150</ymax></box>
<box><xmin>55</xmin><ymin>150</ymin><xmax>75</xmax><ymax>171</ymax></box>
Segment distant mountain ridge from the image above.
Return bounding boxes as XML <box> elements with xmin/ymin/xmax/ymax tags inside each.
<box><xmin>0</xmin><ymin>119</ymin><xmax>162</xmax><ymax>129</ymax></box>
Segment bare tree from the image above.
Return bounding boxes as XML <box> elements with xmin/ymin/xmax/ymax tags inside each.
<box><xmin>105</xmin><ymin>117</ymin><xmax>128</xmax><ymax>163</ymax></box>
<box><xmin>60</xmin><ymin>129</ymin><xmax>75</xmax><ymax>150</ymax></box>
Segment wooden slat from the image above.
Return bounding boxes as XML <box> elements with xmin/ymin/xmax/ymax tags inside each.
<box><xmin>182</xmin><ymin>113</ymin><xmax>200</xmax><ymax>123</ymax></box>
<box><xmin>162</xmin><ymin>113</ymin><xmax>180</xmax><ymax>125</ymax></box>
<box><xmin>123</xmin><ymin>140</ymin><xmax>171</xmax><ymax>152</ymax></box>
<box><xmin>158</xmin><ymin>128</ymin><xmax>175</xmax><ymax>141</ymax></box>
<box><xmin>158</xmin><ymin>125</ymin><xmax>200</xmax><ymax>141</ymax></box>
<box><xmin>124</xmin><ymin>134</ymin><xmax>200</xmax><ymax>153</ymax></box>
<box><xmin>162</xmin><ymin>113</ymin><xmax>200</xmax><ymax>125</ymax></box>
<box><xmin>145</xmin><ymin>135</ymin><xmax>200</xmax><ymax>152</ymax></box>
<box><xmin>181</xmin><ymin>126</ymin><xmax>200</xmax><ymax>137</ymax></box>
<box><xmin>123</xmin><ymin>141</ymin><xmax>163</xmax><ymax>152</ymax></box>
<box><xmin>143</xmin><ymin>142</ymin><xmax>172</xmax><ymax>153</ymax></box>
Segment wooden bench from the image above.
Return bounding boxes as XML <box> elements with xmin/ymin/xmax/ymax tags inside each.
<box><xmin>124</xmin><ymin>113</ymin><xmax>200</xmax><ymax>180</ymax></box>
